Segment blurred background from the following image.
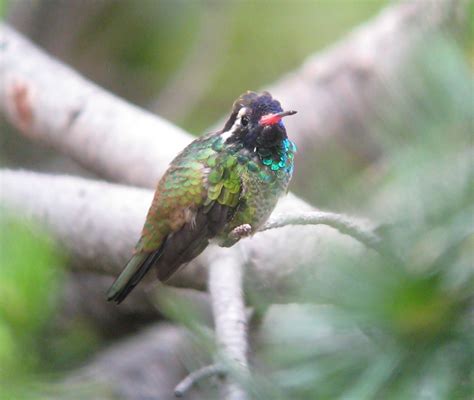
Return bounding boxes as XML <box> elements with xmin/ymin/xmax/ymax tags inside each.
<box><xmin>0</xmin><ymin>0</ymin><xmax>473</xmax><ymax>399</ymax></box>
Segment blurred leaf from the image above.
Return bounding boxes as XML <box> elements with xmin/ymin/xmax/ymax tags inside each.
<box><xmin>0</xmin><ymin>0</ymin><xmax>7</xmax><ymax>19</ymax></box>
<box><xmin>0</xmin><ymin>210</ymin><xmax>63</xmax><ymax>392</ymax></box>
<box><xmin>0</xmin><ymin>213</ymin><xmax>61</xmax><ymax>343</ymax></box>
<box><xmin>184</xmin><ymin>0</ymin><xmax>386</xmax><ymax>133</ymax></box>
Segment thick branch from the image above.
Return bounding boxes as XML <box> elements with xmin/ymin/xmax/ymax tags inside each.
<box><xmin>0</xmin><ymin>23</ymin><xmax>190</xmax><ymax>188</ymax></box>
<box><xmin>0</xmin><ymin>170</ymin><xmax>364</xmax><ymax>298</ymax></box>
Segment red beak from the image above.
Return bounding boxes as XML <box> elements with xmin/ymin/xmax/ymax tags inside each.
<box><xmin>259</xmin><ymin>110</ymin><xmax>297</xmax><ymax>126</ymax></box>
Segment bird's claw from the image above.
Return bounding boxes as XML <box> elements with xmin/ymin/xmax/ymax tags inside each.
<box><xmin>230</xmin><ymin>224</ymin><xmax>253</xmax><ymax>239</ymax></box>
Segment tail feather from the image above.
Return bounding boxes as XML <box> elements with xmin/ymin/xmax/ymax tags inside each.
<box><xmin>107</xmin><ymin>250</ymin><xmax>161</xmax><ymax>304</ymax></box>
<box><xmin>108</xmin><ymin>203</ymin><xmax>233</xmax><ymax>304</ymax></box>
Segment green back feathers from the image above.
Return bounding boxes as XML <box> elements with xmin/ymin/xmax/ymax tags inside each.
<box><xmin>204</xmin><ymin>140</ymin><xmax>242</xmax><ymax>209</ymax></box>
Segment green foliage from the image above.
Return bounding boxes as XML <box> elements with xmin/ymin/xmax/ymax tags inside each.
<box><xmin>75</xmin><ymin>0</ymin><xmax>200</xmax><ymax>104</ymax></box>
<box><xmin>253</xmin><ymin>199</ymin><xmax>473</xmax><ymax>398</ymax></box>
<box><xmin>0</xmin><ymin>212</ymin><xmax>62</xmax><ymax>397</ymax></box>
<box><xmin>183</xmin><ymin>0</ymin><xmax>385</xmax><ymax>132</ymax></box>
<box><xmin>465</xmin><ymin>0</ymin><xmax>474</xmax><ymax>66</ymax></box>
<box><xmin>43</xmin><ymin>318</ymin><xmax>101</xmax><ymax>371</ymax></box>
<box><xmin>0</xmin><ymin>0</ymin><xmax>7</xmax><ymax>20</ymax></box>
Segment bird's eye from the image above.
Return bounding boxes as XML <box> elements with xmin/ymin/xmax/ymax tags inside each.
<box><xmin>241</xmin><ymin>116</ymin><xmax>249</xmax><ymax>127</ymax></box>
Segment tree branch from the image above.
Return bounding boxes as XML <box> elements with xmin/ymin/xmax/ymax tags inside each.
<box><xmin>208</xmin><ymin>248</ymin><xmax>249</xmax><ymax>400</ymax></box>
<box><xmin>0</xmin><ymin>170</ymin><xmax>365</xmax><ymax>298</ymax></box>
<box><xmin>174</xmin><ymin>364</ymin><xmax>226</xmax><ymax>398</ymax></box>
<box><xmin>261</xmin><ymin>211</ymin><xmax>380</xmax><ymax>254</ymax></box>
<box><xmin>0</xmin><ymin>23</ymin><xmax>190</xmax><ymax>188</ymax></box>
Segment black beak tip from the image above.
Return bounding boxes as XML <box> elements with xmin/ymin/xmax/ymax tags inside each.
<box><xmin>282</xmin><ymin>110</ymin><xmax>297</xmax><ymax>117</ymax></box>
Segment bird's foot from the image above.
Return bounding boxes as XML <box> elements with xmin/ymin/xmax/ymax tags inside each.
<box><xmin>230</xmin><ymin>224</ymin><xmax>253</xmax><ymax>240</ymax></box>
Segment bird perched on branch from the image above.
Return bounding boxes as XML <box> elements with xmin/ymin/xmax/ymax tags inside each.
<box><xmin>107</xmin><ymin>91</ymin><xmax>297</xmax><ymax>303</ymax></box>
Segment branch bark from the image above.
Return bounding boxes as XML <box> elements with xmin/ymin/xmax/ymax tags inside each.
<box><xmin>208</xmin><ymin>248</ymin><xmax>249</xmax><ymax>400</ymax></box>
<box><xmin>174</xmin><ymin>364</ymin><xmax>225</xmax><ymax>398</ymax></box>
<box><xmin>0</xmin><ymin>23</ymin><xmax>190</xmax><ymax>188</ymax></box>
<box><xmin>261</xmin><ymin>211</ymin><xmax>380</xmax><ymax>254</ymax></box>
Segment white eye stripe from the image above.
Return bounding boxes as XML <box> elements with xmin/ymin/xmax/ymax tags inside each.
<box><xmin>237</xmin><ymin>107</ymin><xmax>249</xmax><ymax>119</ymax></box>
<box><xmin>221</xmin><ymin>107</ymin><xmax>249</xmax><ymax>141</ymax></box>
<box><xmin>234</xmin><ymin>107</ymin><xmax>250</xmax><ymax>128</ymax></box>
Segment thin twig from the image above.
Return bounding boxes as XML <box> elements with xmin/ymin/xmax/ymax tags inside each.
<box><xmin>261</xmin><ymin>211</ymin><xmax>380</xmax><ymax>251</ymax></box>
<box><xmin>174</xmin><ymin>363</ymin><xmax>226</xmax><ymax>398</ymax></box>
<box><xmin>260</xmin><ymin>210</ymin><xmax>404</xmax><ymax>263</ymax></box>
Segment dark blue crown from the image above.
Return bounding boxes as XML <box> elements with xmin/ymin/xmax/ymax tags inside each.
<box><xmin>234</xmin><ymin>91</ymin><xmax>283</xmax><ymax>127</ymax></box>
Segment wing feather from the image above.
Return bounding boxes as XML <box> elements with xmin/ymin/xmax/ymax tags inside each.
<box><xmin>136</xmin><ymin>135</ymin><xmax>243</xmax><ymax>278</ymax></box>
<box><xmin>108</xmin><ymin>134</ymin><xmax>245</xmax><ymax>302</ymax></box>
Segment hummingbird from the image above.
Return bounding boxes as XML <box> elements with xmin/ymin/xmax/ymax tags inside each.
<box><xmin>107</xmin><ymin>91</ymin><xmax>297</xmax><ymax>303</ymax></box>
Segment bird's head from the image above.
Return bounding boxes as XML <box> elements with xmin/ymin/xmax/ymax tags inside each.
<box><xmin>221</xmin><ymin>91</ymin><xmax>296</xmax><ymax>149</ymax></box>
